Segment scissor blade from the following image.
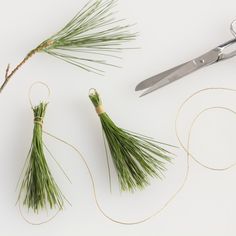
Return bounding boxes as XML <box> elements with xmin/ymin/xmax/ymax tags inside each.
<box><xmin>137</xmin><ymin>49</ymin><xmax>220</xmax><ymax>97</ymax></box>
<box><xmin>140</xmin><ymin>60</ymin><xmax>198</xmax><ymax>97</ymax></box>
<box><xmin>135</xmin><ymin>62</ymin><xmax>189</xmax><ymax>91</ymax></box>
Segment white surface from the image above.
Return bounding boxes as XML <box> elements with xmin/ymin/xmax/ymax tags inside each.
<box><xmin>0</xmin><ymin>0</ymin><xmax>236</xmax><ymax>235</ymax></box>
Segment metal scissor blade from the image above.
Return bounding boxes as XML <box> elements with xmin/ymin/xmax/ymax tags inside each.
<box><xmin>135</xmin><ymin>62</ymin><xmax>189</xmax><ymax>91</ymax></box>
<box><xmin>140</xmin><ymin>60</ymin><xmax>199</xmax><ymax>97</ymax></box>
<box><xmin>138</xmin><ymin>49</ymin><xmax>220</xmax><ymax>97</ymax></box>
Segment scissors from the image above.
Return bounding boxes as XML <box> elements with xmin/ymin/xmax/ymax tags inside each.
<box><xmin>135</xmin><ymin>20</ymin><xmax>236</xmax><ymax>97</ymax></box>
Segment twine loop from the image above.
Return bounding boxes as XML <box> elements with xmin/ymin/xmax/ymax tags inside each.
<box><xmin>28</xmin><ymin>81</ymin><xmax>51</xmax><ymax>108</ymax></box>
<box><xmin>175</xmin><ymin>87</ymin><xmax>236</xmax><ymax>171</ymax></box>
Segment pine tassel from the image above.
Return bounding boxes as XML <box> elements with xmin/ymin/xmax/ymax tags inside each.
<box><xmin>89</xmin><ymin>89</ymin><xmax>174</xmax><ymax>191</ymax></box>
<box><xmin>18</xmin><ymin>103</ymin><xmax>65</xmax><ymax>212</ymax></box>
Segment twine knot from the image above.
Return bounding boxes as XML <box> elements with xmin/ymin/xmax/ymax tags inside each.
<box><xmin>34</xmin><ymin>116</ymin><xmax>44</xmax><ymax>126</ymax></box>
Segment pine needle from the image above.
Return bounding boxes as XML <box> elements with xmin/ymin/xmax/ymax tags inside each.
<box><xmin>42</xmin><ymin>0</ymin><xmax>136</xmax><ymax>74</ymax></box>
<box><xmin>18</xmin><ymin>103</ymin><xmax>65</xmax><ymax>212</ymax></box>
<box><xmin>89</xmin><ymin>89</ymin><xmax>174</xmax><ymax>192</ymax></box>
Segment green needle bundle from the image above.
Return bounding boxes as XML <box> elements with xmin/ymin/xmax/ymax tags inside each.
<box><xmin>89</xmin><ymin>89</ymin><xmax>174</xmax><ymax>191</ymax></box>
<box><xmin>1</xmin><ymin>0</ymin><xmax>136</xmax><ymax>93</ymax></box>
<box><xmin>18</xmin><ymin>102</ymin><xmax>65</xmax><ymax>212</ymax></box>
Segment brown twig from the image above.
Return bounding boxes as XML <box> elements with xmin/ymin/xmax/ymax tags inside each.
<box><xmin>0</xmin><ymin>40</ymin><xmax>53</xmax><ymax>94</ymax></box>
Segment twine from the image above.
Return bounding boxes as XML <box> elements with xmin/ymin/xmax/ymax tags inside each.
<box><xmin>34</xmin><ymin>116</ymin><xmax>44</xmax><ymax>126</ymax></box>
<box><xmin>96</xmin><ymin>105</ymin><xmax>105</xmax><ymax>115</ymax></box>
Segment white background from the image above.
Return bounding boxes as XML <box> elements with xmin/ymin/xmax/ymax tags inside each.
<box><xmin>1</xmin><ymin>0</ymin><xmax>236</xmax><ymax>235</ymax></box>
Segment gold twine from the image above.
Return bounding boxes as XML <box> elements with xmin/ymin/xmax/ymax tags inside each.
<box><xmin>96</xmin><ymin>105</ymin><xmax>105</xmax><ymax>115</ymax></box>
<box><xmin>34</xmin><ymin>116</ymin><xmax>44</xmax><ymax>126</ymax></box>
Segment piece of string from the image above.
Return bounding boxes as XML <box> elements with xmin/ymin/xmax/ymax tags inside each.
<box><xmin>18</xmin><ymin>204</ymin><xmax>61</xmax><ymax>226</ymax></box>
<box><xmin>175</xmin><ymin>87</ymin><xmax>236</xmax><ymax>171</ymax></box>
<box><xmin>28</xmin><ymin>81</ymin><xmax>51</xmax><ymax>109</ymax></box>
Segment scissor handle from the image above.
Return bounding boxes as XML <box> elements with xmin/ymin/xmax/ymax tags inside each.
<box><xmin>217</xmin><ymin>21</ymin><xmax>236</xmax><ymax>60</ymax></box>
<box><xmin>230</xmin><ymin>20</ymin><xmax>236</xmax><ymax>38</ymax></box>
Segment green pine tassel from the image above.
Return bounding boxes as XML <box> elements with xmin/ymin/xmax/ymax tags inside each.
<box><xmin>18</xmin><ymin>102</ymin><xmax>65</xmax><ymax>212</ymax></box>
<box><xmin>89</xmin><ymin>89</ymin><xmax>174</xmax><ymax>191</ymax></box>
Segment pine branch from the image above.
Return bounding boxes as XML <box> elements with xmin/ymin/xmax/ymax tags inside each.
<box><xmin>0</xmin><ymin>0</ymin><xmax>136</xmax><ymax>93</ymax></box>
